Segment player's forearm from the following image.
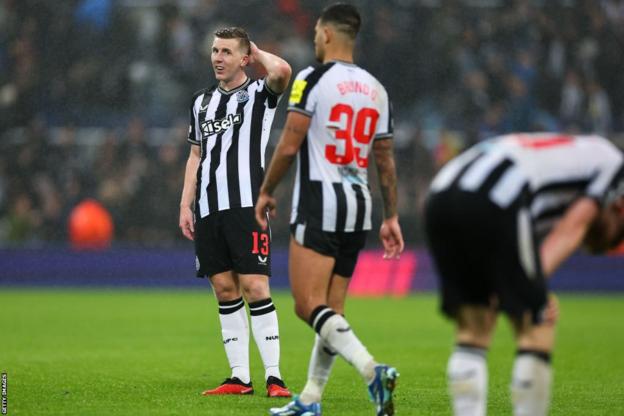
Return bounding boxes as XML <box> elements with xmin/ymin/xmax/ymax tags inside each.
<box><xmin>540</xmin><ymin>198</ymin><xmax>599</xmax><ymax>276</ymax></box>
<box><xmin>180</xmin><ymin>154</ymin><xmax>199</xmax><ymax>209</ymax></box>
<box><xmin>379</xmin><ymin>172</ymin><xmax>398</xmax><ymax>219</ymax></box>
<box><xmin>373</xmin><ymin>140</ymin><xmax>399</xmax><ymax>219</ymax></box>
<box><xmin>541</xmin><ymin>228</ymin><xmax>587</xmax><ymax>277</ymax></box>
<box><xmin>260</xmin><ymin>149</ymin><xmax>295</xmax><ymax>196</ymax></box>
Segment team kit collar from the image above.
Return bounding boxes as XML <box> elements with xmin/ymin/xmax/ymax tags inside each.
<box><xmin>218</xmin><ymin>77</ymin><xmax>252</xmax><ymax>95</ymax></box>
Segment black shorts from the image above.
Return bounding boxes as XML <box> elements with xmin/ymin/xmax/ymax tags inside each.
<box><xmin>290</xmin><ymin>223</ymin><xmax>367</xmax><ymax>277</ymax></box>
<box><xmin>424</xmin><ymin>188</ymin><xmax>547</xmax><ymax>323</ymax></box>
<box><xmin>195</xmin><ymin>207</ymin><xmax>271</xmax><ymax>278</ymax></box>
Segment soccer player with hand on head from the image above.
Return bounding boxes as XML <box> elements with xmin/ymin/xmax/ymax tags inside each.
<box><xmin>424</xmin><ymin>132</ymin><xmax>624</xmax><ymax>416</ymax></box>
<box><xmin>254</xmin><ymin>3</ymin><xmax>404</xmax><ymax>416</ymax></box>
<box><xmin>179</xmin><ymin>27</ymin><xmax>292</xmax><ymax>398</ymax></box>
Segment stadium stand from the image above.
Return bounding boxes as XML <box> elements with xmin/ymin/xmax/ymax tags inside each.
<box><xmin>1</xmin><ymin>0</ymin><xmax>623</xmax><ymax>246</ymax></box>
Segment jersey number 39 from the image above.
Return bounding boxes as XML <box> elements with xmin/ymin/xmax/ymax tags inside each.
<box><xmin>325</xmin><ymin>104</ymin><xmax>379</xmax><ymax>168</ymax></box>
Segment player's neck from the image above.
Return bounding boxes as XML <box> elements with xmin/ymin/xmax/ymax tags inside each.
<box><xmin>322</xmin><ymin>48</ymin><xmax>353</xmax><ymax>64</ymax></box>
<box><xmin>219</xmin><ymin>72</ymin><xmax>248</xmax><ymax>91</ymax></box>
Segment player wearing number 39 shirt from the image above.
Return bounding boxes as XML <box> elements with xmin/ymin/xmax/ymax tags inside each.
<box><xmin>255</xmin><ymin>4</ymin><xmax>404</xmax><ymax>416</ymax></box>
<box><xmin>286</xmin><ymin>54</ymin><xmax>393</xmax><ymax>234</ymax></box>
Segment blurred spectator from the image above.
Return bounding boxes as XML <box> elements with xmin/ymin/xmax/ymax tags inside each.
<box><xmin>586</xmin><ymin>78</ymin><xmax>612</xmax><ymax>135</ymax></box>
<box><xmin>505</xmin><ymin>74</ymin><xmax>535</xmax><ymax>131</ymax></box>
<box><xmin>559</xmin><ymin>69</ymin><xmax>585</xmax><ymax>129</ymax></box>
<box><xmin>478</xmin><ymin>101</ymin><xmax>506</xmax><ymax>141</ymax></box>
<box><xmin>1</xmin><ymin>193</ymin><xmax>40</xmax><ymax>243</ymax></box>
<box><xmin>74</xmin><ymin>0</ymin><xmax>112</xmax><ymax>32</ymax></box>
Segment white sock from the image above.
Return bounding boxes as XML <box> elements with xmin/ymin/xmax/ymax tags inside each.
<box><xmin>447</xmin><ymin>344</ymin><xmax>488</xmax><ymax>416</ymax></box>
<box><xmin>311</xmin><ymin>306</ymin><xmax>376</xmax><ymax>382</ymax></box>
<box><xmin>218</xmin><ymin>297</ymin><xmax>250</xmax><ymax>384</ymax></box>
<box><xmin>249</xmin><ymin>298</ymin><xmax>282</xmax><ymax>381</ymax></box>
<box><xmin>300</xmin><ymin>335</ymin><xmax>337</xmax><ymax>404</ymax></box>
<box><xmin>511</xmin><ymin>351</ymin><xmax>552</xmax><ymax>416</ymax></box>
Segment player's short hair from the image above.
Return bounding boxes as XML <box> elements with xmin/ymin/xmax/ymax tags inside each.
<box><xmin>319</xmin><ymin>3</ymin><xmax>361</xmax><ymax>40</ymax></box>
<box><xmin>214</xmin><ymin>27</ymin><xmax>251</xmax><ymax>54</ymax></box>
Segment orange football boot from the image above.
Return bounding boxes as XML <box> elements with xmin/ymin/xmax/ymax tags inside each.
<box><xmin>202</xmin><ymin>377</ymin><xmax>254</xmax><ymax>395</ymax></box>
<box><xmin>266</xmin><ymin>376</ymin><xmax>292</xmax><ymax>398</ymax></box>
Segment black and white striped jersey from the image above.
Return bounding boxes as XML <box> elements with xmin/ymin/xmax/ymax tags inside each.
<box><xmin>430</xmin><ymin>133</ymin><xmax>624</xmax><ymax>236</ymax></box>
<box><xmin>287</xmin><ymin>61</ymin><xmax>393</xmax><ymax>232</ymax></box>
<box><xmin>187</xmin><ymin>78</ymin><xmax>280</xmax><ymax>218</ymax></box>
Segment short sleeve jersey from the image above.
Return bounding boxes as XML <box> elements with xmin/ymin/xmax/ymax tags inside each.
<box><xmin>187</xmin><ymin>78</ymin><xmax>281</xmax><ymax>218</ymax></box>
<box><xmin>430</xmin><ymin>133</ymin><xmax>624</xmax><ymax>236</ymax></box>
<box><xmin>287</xmin><ymin>61</ymin><xmax>393</xmax><ymax>232</ymax></box>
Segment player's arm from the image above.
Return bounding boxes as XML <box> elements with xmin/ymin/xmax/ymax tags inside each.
<box><xmin>179</xmin><ymin>145</ymin><xmax>200</xmax><ymax>240</ymax></box>
<box><xmin>255</xmin><ymin>112</ymin><xmax>310</xmax><ymax>229</ymax></box>
<box><xmin>250</xmin><ymin>42</ymin><xmax>292</xmax><ymax>95</ymax></box>
<box><xmin>540</xmin><ymin>197</ymin><xmax>600</xmax><ymax>277</ymax></box>
<box><xmin>372</xmin><ymin>138</ymin><xmax>404</xmax><ymax>259</ymax></box>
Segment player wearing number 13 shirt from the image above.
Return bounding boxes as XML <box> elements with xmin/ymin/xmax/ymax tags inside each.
<box><xmin>179</xmin><ymin>27</ymin><xmax>293</xmax><ymax>398</ymax></box>
<box><xmin>255</xmin><ymin>4</ymin><xmax>404</xmax><ymax>415</ymax></box>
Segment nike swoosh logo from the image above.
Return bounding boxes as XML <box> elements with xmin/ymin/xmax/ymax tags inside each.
<box><xmin>199</xmin><ymin>105</ymin><xmax>209</xmax><ymax>112</ymax></box>
<box><xmin>336</xmin><ymin>326</ymin><xmax>351</xmax><ymax>333</ymax></box>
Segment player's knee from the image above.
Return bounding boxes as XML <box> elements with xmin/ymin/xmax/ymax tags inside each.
<box><xmin>457</xmin><ymin>307</ymin><xmax>496</xmax><ymax>338</ymax></box>
<box><xmin>516</xmin><ymin>324</ymin><xmax>556</xmax><ymax>352</ymax></box>
<box><xmin>210</xmin><ymin>280</ymin><xmax>240</xmax><ymax>301</ymax></box>
<box><xmin>212</xmin><ymin>286</ymin><xmax>240</xmax><ymax>302</ymax></box>
<box><xmin>241</xmin><ymin>279</ymin><xmax>270</xmax><ymax>303</ymax></box>
<box><xmin>456</xmin><ymin>321</ymin><xmax>495</xmax><ymax>347</ymax></box>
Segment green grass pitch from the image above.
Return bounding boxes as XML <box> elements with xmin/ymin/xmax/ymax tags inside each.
<box><xmin>1</xmin><ymin>289</ymin><xmax>623</xmax><ymax>415</ymax></box>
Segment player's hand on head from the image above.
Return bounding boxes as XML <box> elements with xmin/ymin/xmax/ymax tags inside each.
<box><xmin>380</xmin><ymin>216</ymin><xmax>404</xmax><ymax>259</ymax></box>
<box><xmin>179</xmin><ymin>207</ymin><xmax>195</xmax><ymax>241</ymax></box>
<box><xmin>255</xmin><ymin>192</ymin><xmax>276</xmax><ymax>230</ymax></box>
<box><xmin>249</xmin><ymin>41</ymin><xmax>259</xmax><ymax>63</ymax></box>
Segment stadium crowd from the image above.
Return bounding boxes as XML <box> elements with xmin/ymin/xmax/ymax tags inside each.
<box><xmin>1</xmin><ymin>0</ymin><xmax>623</xmax><ymax>246</ymax></box>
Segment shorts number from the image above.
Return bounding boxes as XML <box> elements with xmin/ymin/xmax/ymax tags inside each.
<box><xmin>252</xmin><ymin>231</ymin><xmax>269</xmax><ymax>256</ymax></box>
<box><xmin>325</xmin><ymin>104</ymin><xmax>379</xmax><ymax>167</ymax></box>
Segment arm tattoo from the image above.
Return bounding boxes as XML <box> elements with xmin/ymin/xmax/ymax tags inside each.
<box><xmin>374</xmin><ymin>144</ymin><xmax>398</xmax><ymax>219</ymax></box>
<box><xmin>285</xmin><ymin>122</ymin><xmax>308</xmax><ymax>136</ymax></box>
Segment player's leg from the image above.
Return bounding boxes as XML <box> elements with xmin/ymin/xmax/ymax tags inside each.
<box><xmin>239</xmin><ymin>275</ymin><xmax>278</xmax><ymax>383</ymax></box>
<box><xmin>425</xmin><ymin>190</ymin><xmax>496</xmax><ymax>416</ymax></box>
<box><xmin>237</xmin><ymin>273</ymin><xmax>290</xmax><ymax>397</ymax></box>
<box><xmin>227</xmin><ymin>207</ymin><xmax>290</xmax><ymax>397</ymax></box>
<box><xmin>334</xmin><ymin>230</ymin><xmax>399</xmax><ymax>416</ymax></box>
<box><xmin>195</xmin><ymin>213</ymin><xmax>252</xmax><ymax>395</ymax></box>
<box><xmin>272</xmin><ymin>229</ymin><xmax>383</xmax><ymax>416</ymax></box>
<box><xmin>508</xmin><ymin>305</ymin><xmax>556</xmax><ymax>416</ymax></box>
<box><xmin>289</xmin><ymin>236</ymin><xmax>378</xmax><ymax>381</ymax></box>
<box><xmin>299</xmin><ymin>274</ymin><xmax>346</xmax><ymax>404</ymax></box>
<box><xmin>498</xmin><ymin>203</ymin><xmax>553</xmax><ymax>416</ymax></box>
<box><xmin>447</xmin><ymin>305</ymin><xmax>497</xmax><ymax>416</ymax></box>
<box><xmin>269</xmin><ymin>234</ymin><xmax>335</xmax><ymax>416</ymax></box>
<box><xmin>202</xmin><ymin>270</ymin><xmax>254</xmax><ymax>395</ymax></box>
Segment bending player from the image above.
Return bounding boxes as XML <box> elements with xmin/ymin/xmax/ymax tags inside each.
<box><xmin>425</xmin><ymin>132</ymin><xmax>624</xmax><ymax>416</ymax></box>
